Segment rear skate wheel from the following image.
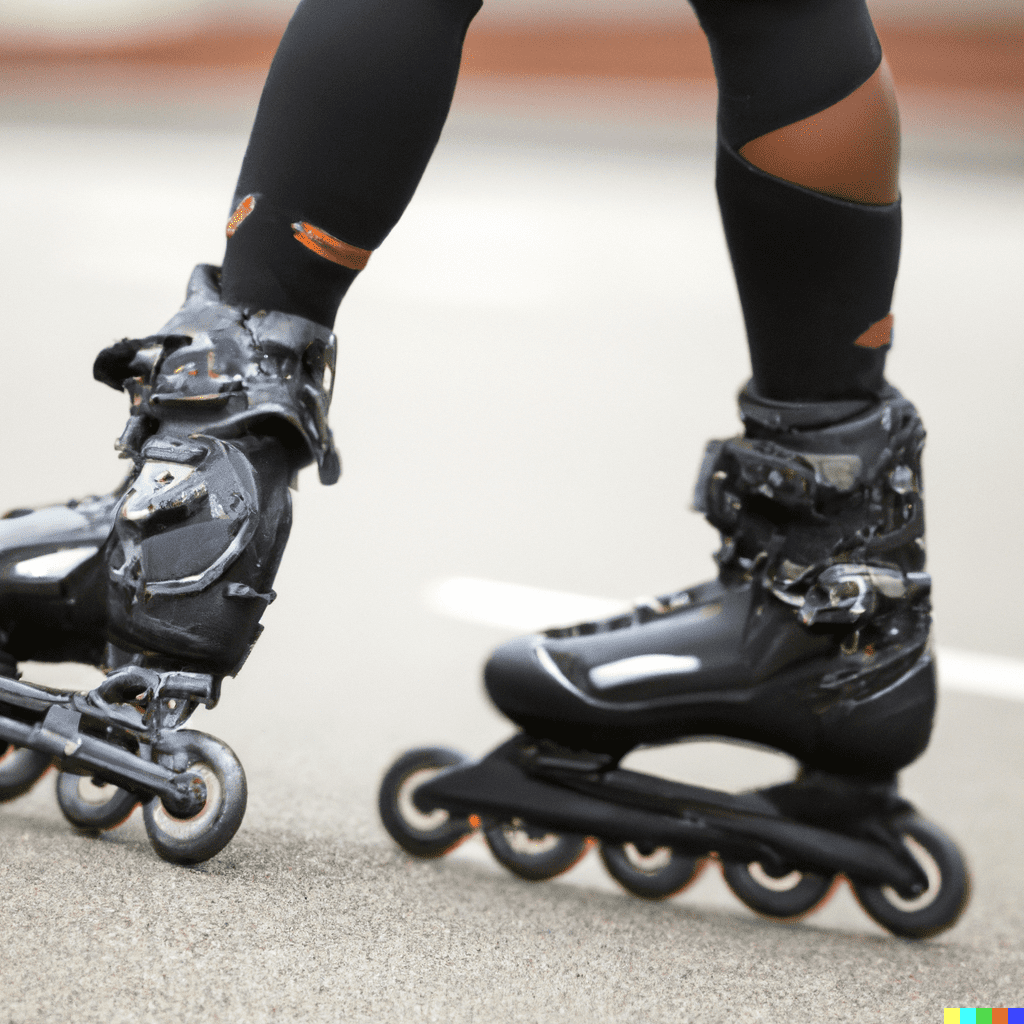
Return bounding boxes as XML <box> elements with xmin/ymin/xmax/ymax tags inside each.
<box><xmin>55</xmin><ymin>771</ymin><xmax>138</xmax><ymax>831</ymax></box>
<box><xmin>378</xmin><ymin>747</ymin><xmax>476</xmax><ymax>858</ymax></box>
<box><xmin>850</xmin><ymin>815</ymin><xmax>970</xmax><ymax>939</ymax></box>
<box><xmin>142</xmin><ymin>730</ymin><xmax>247</xmax><ymax>865</ymax></box>
<box><xmin>722</xmin><ymin>859</ymin><xmax>837</xmax><ymax>920</ymax></box>
<box><xmin>483</xmin><ymin>819</ymin><xmax>589</xmax><ymax>881</ymax></box>
<box><xmin>599</xmin><ymin>842</ymin><xmax>704</xmax><ymax>900</ymax></box>
<box><xmin>0</xmin><ymin>744</ymin><xmax>52</xmax><ymax>801</ymax></box>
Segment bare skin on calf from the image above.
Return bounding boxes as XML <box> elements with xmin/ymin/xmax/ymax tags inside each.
<box><xmin>739</xmin><ymin>61</ymin><xmax>900</xmax><ymax>205</ymax></box>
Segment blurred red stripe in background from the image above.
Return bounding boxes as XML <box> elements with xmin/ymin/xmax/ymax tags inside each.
<box><xmin>0</xmin><ymin>19</ymin><xmax>1020</xmax><ymax>92</ymax></box>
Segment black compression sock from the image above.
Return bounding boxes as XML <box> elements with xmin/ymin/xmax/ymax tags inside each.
<box><xmin>715</xmin><ymin>140</ymin><xmax>899</xmax><ymax>403</ymax></box>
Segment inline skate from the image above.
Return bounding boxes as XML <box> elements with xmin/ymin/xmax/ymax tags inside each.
<box><xmin>379</xmin><ymin>385</ymin><xmax>970</xmax><ymax>938</ymax></box>
<box><xmin>0</xmin><ymin>264</ymin><xmax>339</xmax><ymax>863</ymax></box>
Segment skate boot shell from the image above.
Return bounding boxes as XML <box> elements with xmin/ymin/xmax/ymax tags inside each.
<box><xmin>0</xmin><ymin>264</ymin><xmax>339</xmax><ymax>862</ymax></box>
<box><xmin>379</xmin><ymin>385</ymin><xmax>970</xmax><ymax>937</ymax></box>
<box><xmin>94</xmin><ymin>263</ymin><xmax>338</xmax><ymax>676</ymax></box>
<box><xmin>485</xmin><ymin>385</ymin><xmax>934</xmax><ymax>778</ymax></box>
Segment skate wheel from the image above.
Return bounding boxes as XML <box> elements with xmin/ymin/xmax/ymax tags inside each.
<box><xmin>0</xmin><ymin>744</ymin><xmax>52</xmax><ymax>801</ymax></box>
<box><xmin>142</xmin><ymin>730</ymin><xmax>247</xmax><ymax>865</ymax></box>
<box><xmin>56</xmin><ymin>771</ymin><xmax>138</xmax><ymax>831</ymax></box>
<box><xmin>599</xmin><ymin>841</ymin><xmax>704</xmax><ymax>900</ymax></box>
<box><xmin>850</xmin><ymin>815</ymin><xmax>970</xmax><ymax>939</ymax></box>
<box><xmin>722</xmin><ymin>859</ymin><xmax>837</xmax><ymax>920</ymax></box>
<box><xmin>483</xmin><ymin>819</ymin><xmax>589</xmax><ymax>881</ymax></box>
<box><xmin>378</xmin><ymin>747</ymin><xmax>476</xmax><ymax>858</ymax></box>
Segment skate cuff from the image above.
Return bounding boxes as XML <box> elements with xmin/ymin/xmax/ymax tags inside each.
<box><xmin>694</xmin><ymin>392</ymin><xmax>928</xmax><ymax>622</ymax></box>
<box><xmin>695</xmin><ymin>435</ymin><xmax>865</xmax><ymax>525</ymax></box>
<box><xmin>96</xmin><ymin>265</ymin><xmax>341</xmax><ymax>485</ymax></box>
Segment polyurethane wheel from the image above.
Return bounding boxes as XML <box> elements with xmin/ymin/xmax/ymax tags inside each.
<box><xmin>0</xmin><ymin>744</ymin><xmax>52</xmax><ymax>801</ymax></box>
<box><xmin>600</xmin><ymin>841</ymin><xmax>705</xmax><ymax>900</ymax></box>
<box><xmin>483</xmin><ymin>819</ymin><xmax>589</xmax><ymax>881</ymax></box>
<box><xmin>142</xmin><ymin>730</ymin><xmax>247</xmax><ymax>865</ymax></box>
<box><xmin>850</xmin><ymin>815</ymin><xmax>970</xmax><ymax>939</ymax></box>
<box><xmin>722</xmin><ymin>859</ymin><xmax>837</xmax><ymax>920</ymax></box>
<box><xmin>56</xmin><ymin>771</ymin><xmax>138</xmax><ymax>831</ymax></box>
<box><xmin>378</xmin><ymin>747</ymin><xmax>476</xmax><ymax>858</ymax></box>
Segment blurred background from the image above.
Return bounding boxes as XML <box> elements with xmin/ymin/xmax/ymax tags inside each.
<box><xmin>0</xmin><ymin>0</ymin><xmax>1021</xmax><ymax>159</ymax></box>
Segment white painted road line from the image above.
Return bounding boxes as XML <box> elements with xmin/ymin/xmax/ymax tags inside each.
<box><xmin>424</xmin><ymin>576</ymin><xmax>631</xmax><ymax>632</ymax></box>
<box><xmin>933</xmin><ymin>647</ymin><xmax>1024</xmax><ymax>702</ymax></box>
<box><xmin>424</xmin><ymin>575</ymin><xmax>1024</xmax><ymax>703</ymax></box>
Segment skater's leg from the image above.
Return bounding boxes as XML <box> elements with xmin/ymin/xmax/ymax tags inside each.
<box><xmin>690</xmin><ymin>0</ymin><xmax>900</xmax><ymax>402</ymax></box>
<box><xmin>94</xmin><ymin>0</ymin><xmax>483</xmax><ymax>676</ymax></box>
<box><xmin>485</xmin><ymin>0</ymin><xmax>932</xmax><ymax>777</ymax></box>
<box><xmin>3</xmin><ymin>0</ymin><xmax>483</xmax><ymax>684</ymax></box>
<box><xmin>221</xmin><ymin>0</ymin><xmax>483</xmax><ymax>328</ymax></box>
<box><xmin>381</xmin><ymin>6</ymin><xmax>965</xmax><ymax>930</ymax></box>
<box><xmin>2</xmin><ymin>2</ymin><xmax>486</xmax><ymax>855</ymax></box>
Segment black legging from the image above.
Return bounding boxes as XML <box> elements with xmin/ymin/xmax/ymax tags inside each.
<box><xmin>221</xmin><ymin>0</ymin><xmax>895</xmax><ymax>403</ymax></box>
<box><xmin>222</xmin><ymin>0</ymin><xmax>481</xmax><ymax>327</ymax></box>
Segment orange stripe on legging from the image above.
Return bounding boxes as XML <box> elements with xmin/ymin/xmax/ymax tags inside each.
<box><xmin>225</xmin><ymin>194</ymin><xmax>257</xmax><ymax>237</ymax></box>
<box><xmin>292</xmin><ymin>221</ymin><xmax>372</xmax><ymax>270</ymax></box>
<box><xmin>854</xmin><ymin>313</ymin><xmax>894</xmax><ymax>349</ymax></box>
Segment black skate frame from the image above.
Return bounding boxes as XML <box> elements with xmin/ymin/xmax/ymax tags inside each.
<box><xmin>413</xmin><ymin>735</ymin><xmax>929</xmax><ymax>897</ymax></box>
<box><xmin>0</xmin><ymin>671</ymin><xmax>212</xmax><ymax>817</ymax></box>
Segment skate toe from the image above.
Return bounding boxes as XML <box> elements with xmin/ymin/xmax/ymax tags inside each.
<box><xmin>484</xmin><ymin>635</ymin><xmax>592</xmax><ymax>733</ymax></box>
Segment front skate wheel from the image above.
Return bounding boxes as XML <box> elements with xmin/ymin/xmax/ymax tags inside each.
<box><xmin>0</xmin><ymin>744</ymin><xmax>52</xmax><ymax>801</ymax></box>
<box><xmin>722</xmin><ymin>859</ymin><xmax>837</xmax><ymax>920</ymax></box>
<box><xmin>378</xmin><ymin>747</ymin><xmax>476</xmax><ymax>858</ymax></box>
<box><xmin>850</xmin><ymin>815</ymin><xmax>970</xmax><ymax>939</ymax></box>
<box><xmin>142</xmin><ymin>730</ymin><xmax>247</xmax><ymax>865</ymax></box>
<box><xmin>56</xmin><ymin>772</ymin><xmax>138</xmax><ymax>831</ymax></box>
<box><xmin>600</xmin><ymin>842</ymin><xmax>704</xmax><ymax>900</ymax></box>
<box><xmin>483</xmin><ymin>819</ymin><xmax>589</xmax><ymax>881</ymax></box>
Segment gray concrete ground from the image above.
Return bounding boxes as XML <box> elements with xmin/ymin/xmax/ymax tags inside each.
<box><xmin>1</xmin><ymin>92</ymin><xmax>1022</xmax><ymax>1023</ymax></box>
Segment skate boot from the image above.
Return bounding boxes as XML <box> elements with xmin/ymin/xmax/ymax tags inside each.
<box><xmin>484</xmin><ymin>383</ymin><xmax>933</xmax><ymax>778</ymax></box>
<box><xmin>0</xmin><ymin>264</ymin><xmax>339</xmax><ymax>862</ymax></box>
<box><xmin>379</xmin><ymin>384</ymin><xmax>969</xmax><ymax>938</ymax></box>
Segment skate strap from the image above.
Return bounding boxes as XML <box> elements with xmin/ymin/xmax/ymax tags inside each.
<box><xmin>695</xmin><ymin>436</ymin><xmax>864</xmax><ymax>521</ymax></box>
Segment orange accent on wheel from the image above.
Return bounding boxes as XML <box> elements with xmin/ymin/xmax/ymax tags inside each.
<box><xmin>468</xmin><ymin>814</ymin><xmax>481</xmax><ymax>829</ymax></box>
<box><xmin>291</xmin><ymin>221</ymin><xmax>372</xmax><ymax>270</ymax></box>
<box><xmin>225</xmin><ymin>195</ymin><xmax>256</xmax><ymax>238</ymax></box>
<box><xmin>854</xmin><ymin>313</ymin><xmax>894</xmax><ymax>349</ymax></box>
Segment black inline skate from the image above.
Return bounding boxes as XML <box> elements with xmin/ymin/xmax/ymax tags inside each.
<box><xmin>379</xmin><ymin>385</ymin><xmax>970</xmax><ymax>938</ymax></box>
<box><xmin>0</xmin><ymin>264</ymin><xmax>339</xmax><ymax>864</ymax></box>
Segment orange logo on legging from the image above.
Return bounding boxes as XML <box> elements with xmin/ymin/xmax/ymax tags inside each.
<box><xmin>225</xmin><ymin>195</ymin><xmax>256</xmax><ymax>237</ymax></box>
<box><xmin>292</xmin><ymin>221</ymin><xmax>372</xmax><ymax>271</ymax></box>
<box><xmin>854</xmin><ymin>313</ymin><xmax>894</xmax><ymax>349</ymax></box>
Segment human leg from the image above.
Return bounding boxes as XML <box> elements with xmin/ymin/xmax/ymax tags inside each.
<box><xmin>379</xmin><ymin>4</ymin><xmax>966</xmax><ymax>932</ymax></box>
<box><xmin>2</xmin><ymin>0</ymin><xmax>482</xmax><ymax>680</ymax></box>
<box><xmin>221</xmin><ymin>0</ymin><xmax>482</xmax><ymax>328</ymax></box>
<box><xmin>484</xmin><ymin>0</ymin><xmax>932</xmax><ymax>779</ymax></box>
